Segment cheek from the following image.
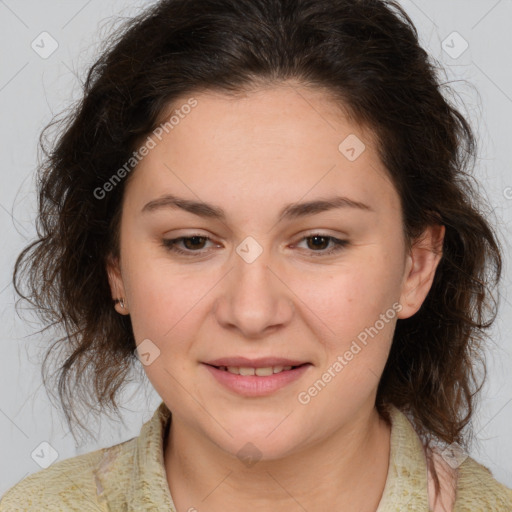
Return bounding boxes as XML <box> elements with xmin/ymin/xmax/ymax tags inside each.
<box><xmin>290</xmin><ymin>253</ymin><xmax>403</xmax><ymax>342</ymax></box>
<box><xmin>124</xmin><ymin>259</ymin><xmax>208</xmax><ymax>400</ymax></box>
<box><xmin>294</xmin><ymin>269</ymin><xmax>398</xmax><ymax>411</ymax></box>
<box><xmin>119</xmin><ymin>242</ymin><xmax>201</xmax><ymax>345</ymax></box>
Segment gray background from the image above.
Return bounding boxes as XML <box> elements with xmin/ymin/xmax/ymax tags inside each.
<box><xmin>1</xmin><ymin>0</ymin><xmax>511</xmax><ymax>495</ymax></box>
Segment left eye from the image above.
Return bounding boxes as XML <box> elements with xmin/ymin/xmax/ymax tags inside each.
<box><xmin>294</xmin><ymin>234</ymin><xmax>349</xmax><ymax>256</ymax></box>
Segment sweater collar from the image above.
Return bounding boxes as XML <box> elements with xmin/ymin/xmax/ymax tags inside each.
<box><xmin>93</xmin><ymin>400</ymin><xmax>176</xmax><ymax>511</ymax></box>
<box><xmin>376</xmin><ymin>404</ymin><xmax>430</xmax><ymax>511</ymax></box>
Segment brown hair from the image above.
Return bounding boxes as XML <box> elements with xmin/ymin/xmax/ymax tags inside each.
<box><xmin>14</xmin><ymin>0</ymin><xmax>502</xmax><ymax>493</ymax></box>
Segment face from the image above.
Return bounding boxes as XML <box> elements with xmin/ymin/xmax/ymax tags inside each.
<box><xmin>107</xmin><ymin>83</ymin><xmax>443</xmax><ymax>460</ymax></box>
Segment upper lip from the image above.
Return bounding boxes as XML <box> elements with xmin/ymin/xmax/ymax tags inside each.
<box><xmin>203</xmin><ymin>357</ymin><xmax>310</xmax><ymax>368</ymax></box>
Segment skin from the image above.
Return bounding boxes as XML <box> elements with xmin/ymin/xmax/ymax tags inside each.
<box><xmin>107</xmin><ymin>82</ymin><xmax>445</xmax><ymax>512</ymax></box>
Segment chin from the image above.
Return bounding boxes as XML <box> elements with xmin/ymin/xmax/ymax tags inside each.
<box><xmin>209</xmin><ymin>419</ymin><xmax>306</xmax><ymax>463</ymax></box>
<box><xmin>218</xmin><ymin>436</ymin><xmax>300</xmax><ymax>465</ymax></box>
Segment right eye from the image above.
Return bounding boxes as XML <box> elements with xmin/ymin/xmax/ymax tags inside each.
<box><xmin>161</xmin><ymin>235</ymin><xmax>219</xmax><ymax>256</ymax></box>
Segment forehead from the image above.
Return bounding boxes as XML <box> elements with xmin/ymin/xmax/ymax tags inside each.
<box><xmin>155</xmin><ymin>84</ymin><xmax>373</xmax><ymax>158</ymax></box>
<box><xmin>124</xmin><ymin>84</ymin><xmax>398</xmax><ymax>217</ymax></box>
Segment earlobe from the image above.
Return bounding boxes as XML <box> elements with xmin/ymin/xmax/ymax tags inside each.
<box><xmin>397</xmin><ymin>224</ymin><xmax>445</xmax><ymax>319</ymax></box>
<box><xmin>106</xmin><ymin>254</ymin><xmax>129</xmax><ymax>315</ymax></box>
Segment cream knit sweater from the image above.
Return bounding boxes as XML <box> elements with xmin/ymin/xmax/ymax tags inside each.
<box><xmin>1</xmin><ymin>402</ymin><xmax>511</xmax><ymax>511</ymax></box>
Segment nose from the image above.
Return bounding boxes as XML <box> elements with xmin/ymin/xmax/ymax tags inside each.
<box><xmin>213</xmin><ymin>246</ymin><xmax>295</xmax><ymax>339</ymax></box>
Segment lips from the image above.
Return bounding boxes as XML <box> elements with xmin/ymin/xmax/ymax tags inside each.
<box><xmin>203</xmin><ymin>361</ymin><xmax>312</xmax><ymax>396</ymax></box>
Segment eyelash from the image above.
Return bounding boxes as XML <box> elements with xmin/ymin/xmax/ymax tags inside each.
<box><xmin>161</xmin><ymin>234</ymin><xmax>349</xmax><ymax>258</ymax></box>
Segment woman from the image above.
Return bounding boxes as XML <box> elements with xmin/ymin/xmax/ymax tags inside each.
<box><xmin>1</xmin><ymin>0</ymin><xmax>511</xmax><ymax>510</ymax></box>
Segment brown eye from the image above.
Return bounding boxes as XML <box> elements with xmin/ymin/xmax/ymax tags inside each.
<box><xmin>306</xmin><ymin>235</ymin><xmax>330</xmax><ymax>251</ymax></box>
<box><xmin>162</xmin><ymin>235</ymin><xmax>215</xmax><ymax>256</ymax></box>
<box><xmin>295</xmin><ymin>234</ymin><xmax>349</xmax><ymax>257</ymax></box>
<box><xmin>182</xmin><ymin>236</ymin><xmax>208</xmax><ymax>250</ymax></box>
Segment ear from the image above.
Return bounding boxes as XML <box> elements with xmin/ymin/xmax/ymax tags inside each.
<box><xmin>397</xmin><ymin>224</ymin><xmax>445</xmax><ymax>319</ymax></box>
<box><xmin>106</xmin><ymin>254</ymin><xmax>130</xmax><ymax>315</ymax></box>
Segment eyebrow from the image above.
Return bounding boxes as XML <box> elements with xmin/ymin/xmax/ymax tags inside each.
<box><xmin>141</xmin><ymin>193</ymin><xmax>373</xmax><ymax>221</ymax></box>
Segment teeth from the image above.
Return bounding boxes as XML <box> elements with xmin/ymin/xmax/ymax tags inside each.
<box><xmin>222</xmin><ymin>365</ymin><xmax>296</xmax><ymax>376</ymax></box>
<box><xmin>255</xmin><ymin>367</ymin><xmax>273</xmax><ymax>376</ymax></box>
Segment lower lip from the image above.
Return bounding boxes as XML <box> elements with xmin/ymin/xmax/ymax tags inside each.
<box><xmin>202</xmin><ymin>363</ymin><xmax>312</xmax><ymax>397</ymax></box>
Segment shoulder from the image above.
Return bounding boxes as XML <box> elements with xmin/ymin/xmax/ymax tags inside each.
<box><xmin>453</xmin><ymin>455</ymin><xmax>512</xmax><ymax>511</ymax></box>
<box><xmin>0</xmin><ymin>436</ymin><xmax>137</xmax><ymax>512</ymax></box>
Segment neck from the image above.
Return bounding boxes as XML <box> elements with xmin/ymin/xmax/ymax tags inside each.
<box><xmin>164</xmin><ymin>405</ymin><xmax>392</xmax><ymax>512</ymax></box>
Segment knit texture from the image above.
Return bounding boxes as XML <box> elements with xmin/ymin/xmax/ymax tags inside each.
<box><xmin>1</xmin><ymin>402</ymin><xmax>511</xmax><ymax>511</ymax></box>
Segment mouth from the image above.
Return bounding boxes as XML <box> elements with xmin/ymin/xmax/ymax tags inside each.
<box><xmin>202</xmin><ymin>359</ymin><xmax>312</xmax><ymax>397</ymax></box>
<box><xmin>204</xmin><ymin>363</ymin><xmax>309</xmax><ymax>376</ymax></box>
